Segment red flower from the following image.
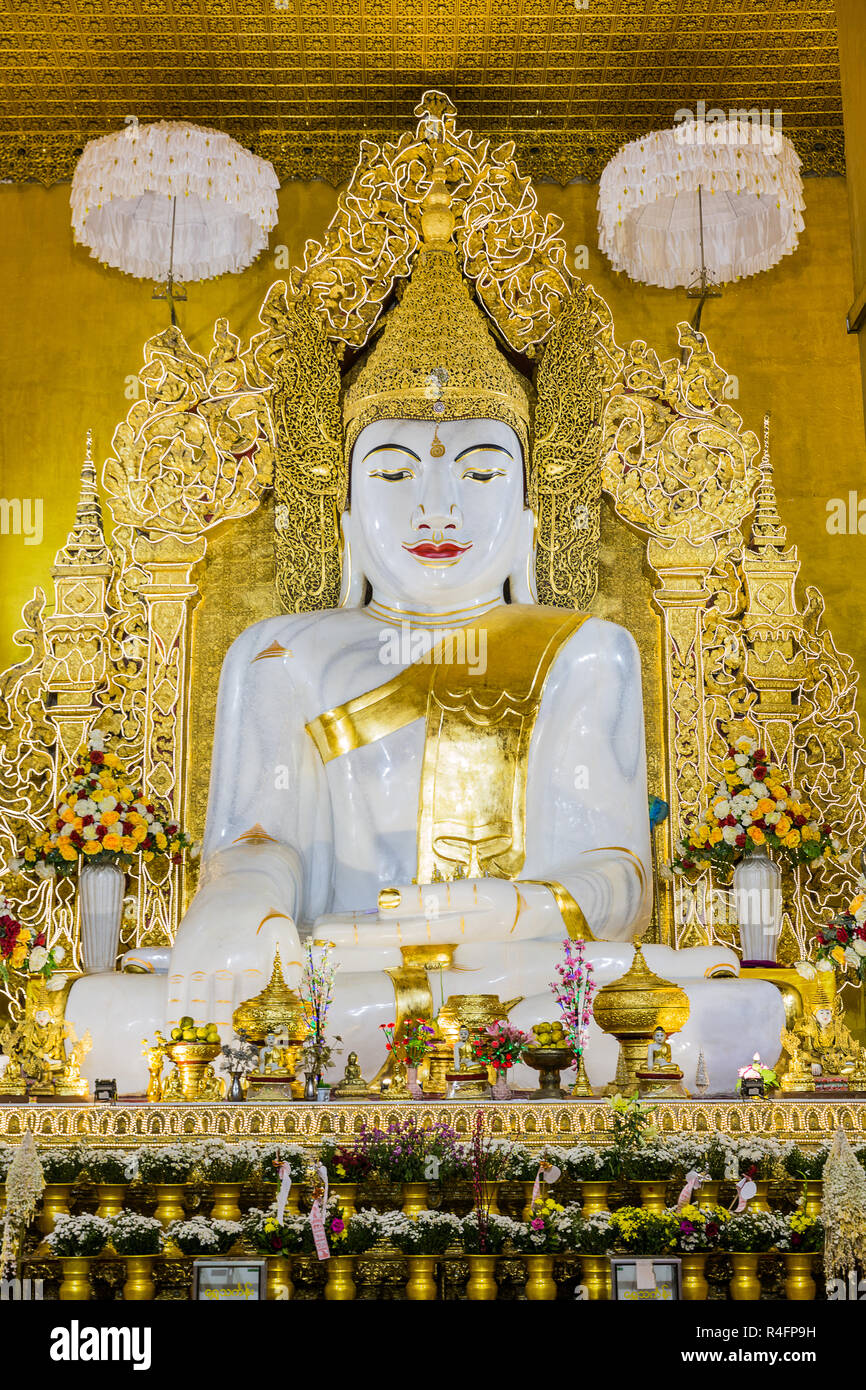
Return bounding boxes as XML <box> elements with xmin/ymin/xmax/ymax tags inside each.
<box><xmin>837</xmin><ymin>927</ymin><xmax>849</xmax><ymax>945</ymax></box>
<box><xmin>816</xmin><ymin>932</ymin><xmax>826</xmax><ymax>945</ymax></box>
<box><xmin>725</xmin><ymin>815</ymin><xmax>737</xmax><ymax>827</ymax></box>
<box><xmin>753</xmin><ymin>766</ymin><xmax>767</xmax><ymax>781</ymax></box>
<box><xmin>735</xmin><ymin>833</ymin><xmax>746</xmax><ymax>848</ymax></box>
<box><xmin>754</xmin><ymin>749</ymin><xmax>767</xmax><ymax>762</ymax></box>
<box><xmin>90</xmin><ymin>751</ymin><xmax>104</xmax><ymax>765</ymax></box>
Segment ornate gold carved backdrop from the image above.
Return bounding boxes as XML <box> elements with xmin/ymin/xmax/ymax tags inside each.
<box><xmin>2</xmin><ymin>277</ymin><xmax>865</xmax><ymax>972</ymax></box>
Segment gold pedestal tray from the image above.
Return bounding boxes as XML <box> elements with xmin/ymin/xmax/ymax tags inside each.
<box><xmin>445</xmin><ymin>1071</ymin><xmax>489</xmax><ymax>1098</ymax></box>
<box><xmin>636</xmin><ymin>1070</ymin><xmax>690</xmax><ymax>1100</ymax></box>
<box><xmin>162</xmin><ymin>1042</ymin><xmax>222</xmax><ymax>1102</ymax></box>
<box><xmin>524</xmin><ymin>1046</ymin><xmax>573</xmax><ymax>1099</ymax></box>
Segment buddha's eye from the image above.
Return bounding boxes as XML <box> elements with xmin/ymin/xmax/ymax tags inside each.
<box><xmin>461</xmin><ymin>468</ymin><xmax>506</xmax><ymax>483</ymax></box>
<box><xmin>368</xmin><ymin>468</ymin><xmax>415</xmax><ymax>482</ymax></box>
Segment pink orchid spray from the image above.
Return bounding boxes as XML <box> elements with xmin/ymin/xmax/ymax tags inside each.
<box><xmin>550</xmin><ymin>938</ymin><xmax>596</xmax><ymax>1065</ymax></box>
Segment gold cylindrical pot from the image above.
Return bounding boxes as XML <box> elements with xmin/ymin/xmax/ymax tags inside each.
<box><xmin>59</xmin><ymin>1256</ymin><xmax>92</xmax><ymax>1301</ymax></box>
<box><xmin>524</xmin><ymin>1253</ymin><xmax>557</xmax><ymax>1300</ymax></box>
<box><xmin>749</xmin><ymin>1182</ymin><xmax>770</xmax><ymax>1213</ymax></box>
<box><xmin>401</xmin><ymin>1182</ymin><xmax>429</xmax><ymax>1218</ymax></box>
<box><xmin>266</xmin><ymin>1254</ymin><xmax>294</xmax><ymax>1300</ymax></box>
<box><xmin>581</xmin><ymin>1181</ymin><xmax>609</xmax><ymax>1216</ymax></box>
<box><xmin>521</xmin><ymin>1182</ymin><xmax>537</xmax><ymax>1221</ymax></box>
<box><xmin>783</xmin><ymin>1252</ymin><xmax>816</xmax><ymax>1301</ymax></box>
<box><xmin>96</xmin><ymin>1183</ymin><xmax>127</xmax><ymax>1221</ymax></box>
<box><xmin>479</xmin><ymin>1180</ymin><xmax>500</xmax><ymax>1216</ymax></box>
<box><xmin>39</xmin><ymin>1183</ymin><xmax>74</xmax><ymax>1235</ymax></box>
<box><xmin>803</xmin><ymin>1181</ymin><xmax>822</xmax><ymax>1218</ymax></box>
<box><xmin>122</xmin><ymin>1255</ymin><xmax>156</xmax><ymax>1301</ymax></box>
<box><xmin>636</xmin><ymin>1180</ymin><xmax>668</xmax><ymax>1214</ymax></box>
<box><xmin>578</xmin><ymin>1254</ymin><xmax>611</xmax><ymax>1300</ymax></box>
<box><xmin>729</xmin><ymin>1252</ymin><xmax>762</xmax><ymax>1300</ymax></box>
<box><xmin>331</xmin><ymin>1183</ymin><xmax>358</xmax><ymax>1219</ymax></box>
<box><xmin>465</xmin><ymin>1254</ymin><xmax>498</xmax><ymax>1301</ymax></box>
<box><xmin>680</xmin><ymin>1252</ymin><xmax>709</xmax><ymax>1300</ymax></box>
<box><xmin>153</xmin><ymin>1184</ymin><xmax>186</xmax><ymax>1227</ymax></box>
<box><xmin>211</xmin><ymin>1183</ymin><xmax>243</xmax><ymax>1222</ymax></box>
<box><xmin>324</xmin><ymin>1254</ymin><xmax>356</xmax><ymax>1301</ymax></box>
<box><xmin>700</xmin><ymin>1181</ymin><xmax>720</xmax><ymax>1205</ymax></box>
<box><xmin>406</xmin><ymin>1255</ymin><xmax>438</xmax><ymax>1300</ymax></box>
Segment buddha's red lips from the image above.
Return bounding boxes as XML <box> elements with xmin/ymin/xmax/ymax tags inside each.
<box><xmin>403</xmin><ymin>541</ymin><xmax>472</xmax><ymax>560</ymax></box>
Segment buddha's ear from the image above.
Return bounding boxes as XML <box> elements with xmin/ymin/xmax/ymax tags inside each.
<box><xmin>338</xmin><ymin>509</ymin><xmax>367</xmax><ymax>608</ymax></box>
<box><xmin>507</xmin><ymin>507</ymin><xmax>538</xmax><ymax>604</ymax></box>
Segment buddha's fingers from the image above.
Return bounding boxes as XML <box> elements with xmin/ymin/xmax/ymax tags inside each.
<box><xmin>380</xmin><ymin>878</ymin><xmax>516</xmax><ymax>920</ymax></box>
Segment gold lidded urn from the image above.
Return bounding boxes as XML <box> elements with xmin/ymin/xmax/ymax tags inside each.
<box><xmin>232</xmin><ymin>946</ymin><xmax>307</xmax><ymax>1095</ymax></box>
<box><xmin>435</xmin><ymin>992</ymin><xmax>523</xmax><ymax>1049</ymax></box>
<box><xmin>591</xmin><ymin>942</ymin><xmax>690</xmax><ymax>1095</ymax></box>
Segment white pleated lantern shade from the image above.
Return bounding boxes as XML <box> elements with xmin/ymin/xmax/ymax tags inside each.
<box><xmin>71</xmin><ymin>121</ymin><xmax>279</xmax><ymax>282</ymax></box>
<box><xmin>598</xmin><ymin>120</ymin><xmax>805</xmax><ymax>289</ymax></box>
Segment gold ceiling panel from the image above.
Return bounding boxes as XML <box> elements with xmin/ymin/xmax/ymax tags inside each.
<box><xmin>0</xmin><ymin>0</ymin><xmax>844</xmax><ymax>186</ymax></box>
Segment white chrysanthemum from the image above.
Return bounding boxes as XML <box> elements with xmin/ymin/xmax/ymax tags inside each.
<box><xmin>98</xmin><ymin>796</ymin><xmax>118</xmax><ymax>813</ymax></box>
<box><xmin>82</xmin><ymin>826</ymin><xmax>98</xmax><ymax>840</ymax></box>
<box><xmin>852</xmin><ymin>939</ymin><xmax>866</xmax><ymax>957</ymax></box>
<box><xmin>714</xmin><ymin>799</ymin><xmax>731</xmax><ymax>819</ymax></box>
<box><xmin>766</xmin><ymin>811</ymin><xmax>780</xmax><ymax>824</ymax></box>
<box><xmin>28</xmin><ymin>945</ymin><xmax>48</xmax><ymax>971</ymax></box>
<box><xmin>74</xmin><ymin>799</ymin><xmax>96</xmax><ymax>816</ymax></box>
<box><xmin>46</xmin><ymin>974</ymin><xmax>68</xmax><ymax>992</ymax></box>
<box><xmin>722</xmin><ymin>826</ymin><xmax>739</xmax><ymax>845</ymax></box>
<box><xmin>88</xmin><ymin>730</ymin><xmax>106</xmax><ymax>751</ymax></box>
<box><xmin>734</xmin><ymin>753</ymin><xmax>749</xmax><ymax>767</ymax></box>
<box><xmin>794</xmin><ymin>960</ymin><xmax>817</xmax><ymax>980</ymax></box>
<box><xmin>59</xmin><ymin>823</ymin><xmax>74</xmax><ymax>838</ymax></box>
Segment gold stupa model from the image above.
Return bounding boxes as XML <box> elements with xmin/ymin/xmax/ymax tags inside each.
<box><xmin>232</xmin><ymin>947</ymin><xmax>307</xmax><ymax>1099</ymax></box>
<box><xmin>592</xmin><ymin>942</ymin><xmax>691</xmax><ymax>1096</ymax></box>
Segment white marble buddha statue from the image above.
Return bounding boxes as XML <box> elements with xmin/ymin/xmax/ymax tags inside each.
<box><xmin>68</xmin><ymin>173</ymin><xmax>784</xmax><ymax>1094</ymax></box>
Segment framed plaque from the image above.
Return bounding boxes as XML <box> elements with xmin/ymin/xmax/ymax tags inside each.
<box><xmin>610</xmin><ymin>1257</ymin><xmax>681</xmax><ymax>1301</ymax></box>
<box><xmin>192</xmin><ymin>1258</ymin><xmax>267</xmax><ymax>1301</ymax></box>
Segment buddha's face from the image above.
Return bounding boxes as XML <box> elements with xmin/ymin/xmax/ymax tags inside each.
<box><xmin>349</xmin><ymin>418</ymin><xmax>528</xmax><ymax>607</ymax></box>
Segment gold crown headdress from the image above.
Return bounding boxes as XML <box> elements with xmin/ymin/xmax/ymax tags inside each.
<box><xmin>272</xmin><ymin>91</ymin><xmax>604</xmax><ymax>615</ymax></box>
<box><xmin>342</xmin><ymin>157</ymin><xmax>532</xmax><ymax>456</ymax></box>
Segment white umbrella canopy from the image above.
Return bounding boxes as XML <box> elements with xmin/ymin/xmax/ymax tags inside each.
<box><xmin>598</xmin><ymin>119</ymin><xmax>805</xmax><ymax>290</ymax></box>
<box><xmin>71</xmin><ymin>120</ymin><xmax>279</xmax><ymax>283</ymax></box>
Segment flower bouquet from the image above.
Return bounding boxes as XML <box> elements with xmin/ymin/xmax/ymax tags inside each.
<box><xmin>802</xmin><ymin>882</ymin><xmax>866</xmax><ymax>982</ymax></box>
<box><xmin>197</xmin><ymin>1139</ymin><xmax>256</xmax><ymax>1184</ymax></box>
<box><xmin>379</xmin><ymin>1016</ymin><xmax>436</xmax><ymax>1096</ymax></box>
<box><xmin>259</xmin><ymin>1142</ymin><xmax>308</xmax><ymax>1184</ymax></box>
<box><xmin>13</xmin><ymin>730</ymin><xmax>194</xmax><ymax>878</ymax></box>
<box><xmin>783</xmin><ymin>1143</ymin><xmax>830</xmax><ymax>1181</ymax></box>
<box><xmin>776</xmin><ymin>1210</ymin><xmax>823</xmax><ymax>1254</ymax></box>
<box><xmin>561</xmin><ymin>1143</ymin><xmax>619</xmax><ymax>1183</ymax></box>
<box><xmin>299</xmin><ymin>942</ymin><xmax>340</xmax><ymax>1090</ymax></box>
<box><xmin>672</xmin><ymin>1204</ymin><xmax>729</xmax><ymax>1253</ymax></box>
<box><xmin>328</xmin><ymin>1208</ymin><xmax>382</xmax><ymax>1256</ymax></box>
<box><xmin>319</xmin><ymin>1137</ymin><xmax>373</xmax><ymax>1184</ymax></box>
<box><xmin>85</xmin><ymin>1149</ymin><xmax>136</xmax><ymax>1184</ymax></box>
<box><xmin>670</xmin><ymin>736</ymin><xmax>835</xmax><ymax>875</ymax></box>
<box><xmin>460</xmin><ymin>1210</ymin><xmax>520</xmax><ymax>1255</ymax></box>
<box><xmin>514</xmin><ymin>1196</ymin><xmax>571</xmax><ymax>1253</ymax></box>
<box><xmin>46</xmin><ymin>1212</ymin><xmax>110</xmax><ymax>1257</ymax></box>
<box><xmin>471</xmin><ymin>1019</ymin><xmax>530</xmax><ymax>1097</ymax></box>
<box><xmin>167</xmin><ymin>1216</ymin><xmax>241</xmax><ymax>1256</ymax></box>
<box><xmin>0</xmin><ymin>897</ymin><xmax>66</xmax><ymax>989</ymax></box>
<box><xmin>109</xmin><ymin>1211</ymin><xmax>164</xmax><ymax>1256</ymax></box>
<box><xmin>243</xmin><ymin>1208</ymin><xmax>307</xmax><ymax>1256</ymax></box>
<box><xmin>608</xmin><ymin>1206</ymin><xmax>678</xmax><ymax>1256</ymax></box>
<box><xmin>570</xmin><ymin>1211</ymin><xmax>613</xmax><ymax>1254</ymax></box>
<box><xmin>550</xmin><ymin>937</ymin><xmax>596</xmax><ymax>1081</ymax></box>
<box><xmin>719</xmin><ymin>1210</ymin><xmax>780</xmax><ymax>1253</ymax></box>
<box><xmin>39</xmin><ymin>1146</ymin><xmax>89</xmax><ymax>1184</ymax></box>
<box><xmin>391</xmin><ymin>1210</ymin><xmax>461</xmax><ymax>1255</ymax></box>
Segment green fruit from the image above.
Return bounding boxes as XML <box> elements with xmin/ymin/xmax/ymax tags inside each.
<box><xmin>182</xmin><ymin>1028</ymin><xmax>196</xmax><ymax>1041</ymax></box>
<box><xmin>170</xmin><ymin>1027</ymin><xmax>182</xmax><ymax>1041</ymax></box>
<box><xmin>180</xmin><ymin>1015</ymin><xmax>193</xmax><ymax>1029</ymax></box>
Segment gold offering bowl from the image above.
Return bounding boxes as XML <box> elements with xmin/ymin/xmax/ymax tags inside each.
<box><xmin>163</xmin><ymin>1042</ymin><xmax>222</xmax><ymax>1102</ymax></box>
<box><xmin>436</xmin><ymin>993</ymin><xmax>522</xmax><ymax>1048</ymax></box>
<box><xmin>523</xmin><ymin>1046</ymin><xmax>574</xmax><ymax>1099</ymax></box>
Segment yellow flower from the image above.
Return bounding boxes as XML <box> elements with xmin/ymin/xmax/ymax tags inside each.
<box><xmin>121</xmin><ymin>836</ymin><xmax>137</xmax><ymax>854</ymax></box>
<box><xmin>801</xmin><ymin>825</ymin><xmax>819</xmax><ymax>842</ymax></box>
<box><xmin>723</xmin><ymin>758</ymin><xmax>737</xmax><ymax>771</ymax></box>
<box><xmin>82</xmin><ymin>841</ymin><xmax>102</xmax><ymax>856</ymax></box>
<box><xmin>784</xmin><ymin>829</ymin><xmax>801</xmax><ymax>848</ymax></box>
<box><xmin>850</xmin><ymin>894</ymin><xmax>866</xmax><ymax>914</ymax></box>
<box><xmin>101</xmin><ymin>810</ymin><xmax>120</xmax><ymax>827</ymax></box>
<box><xmin>169</xmin><ymin>839</ymin><xmax>180</xmax><ymax>853</ymax></box>
<box><xmin>708</xmin><ymin>827</ymin><xmax>723</xmax><ymax>845</ymax></box>
<box><xmin>60</xmin><ymin>840</ymin><xmax>79</xmax><ymax>861</ymax></box>
<box><xmin>155</xmin><ymin>833</ymin><xmax>168</xmax><ymax>850</ymax></box>
<box><xmin>132</xmin><ymin>825</ymin><xmax>147</xmax><ymax>843</ymax></box>
<box><xmin>119</xmin><ymin>786</ymin><xmax>134</xmax><ymax>801</ymax></box>
<box><xmin>775</xmin><ymin>816</ymin><xmax>792</xmax><ymax>837</ymax></box>
<box><xmin>104</xmin><ymin>754</ymin><xmax>122</xmax><ymax>769</ymax></box>
<box><xmin>725</xmin><ymin>772</ymin><xmax>740</xmax><ymax>787</ymax></box>
<box><xmin>60</xmin><ymin>807</ymin><xmax>75</xmax><ymax>823</ymax></box>
<box><xmin>103</xmin><ymin>834</ymin><xmax>123</xmax><ymax>852</ymax></box>
<box><xmin>747</xmin><ymin>827</ymin><xmax>765</xmax><ymax>845</ymax></box>
<box><xmin>756</xmin><ymin>798</ymin><xmax>775</xmax><ymax>815</ymax></box>
<box><xmin>831</xmin><ymin>945</ymin><xmax>847</xmax><ymax>967</ymax></box>
<box><xmin>10</xmin><ymin>944</ymin><xmax>27</xmax><ymax>969</ymax></box>
<box><xmin>144</xmin><ymin>851</ymin><xmax>154</xmax><ymax>862</ymax></box>
<box><xmin>24</xmin><ymin>848</ymin><xmax>36</xmax><ymax>863</ymax></box>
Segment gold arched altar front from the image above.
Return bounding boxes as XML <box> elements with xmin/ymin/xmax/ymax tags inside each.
<box><xmin>1</xmin><ymin>93</ymin><xmax>865</xmax><ymax>1027</ymax></box>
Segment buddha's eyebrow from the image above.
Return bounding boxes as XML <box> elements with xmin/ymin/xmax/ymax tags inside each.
<box><xmin>454</xmin><ymin>444</ymin><xmax>514</xmax><ymax>462</ymax></box>
<box><xmin>362</xmin><ymin>444</ymin><xmax>421</xmax><ymax>463</ymax></box>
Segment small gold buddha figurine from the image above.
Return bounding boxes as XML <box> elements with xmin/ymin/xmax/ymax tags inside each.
<box><xmin>779</xmin><ymin>1027</ymin><xmax>815</xmax><ymax>1093</ymax></box>
<box><xmin>56</xmin><ymin>1024</ymin><xmax>92</xmax><ymax>1099</ymax></box>
<box><xmin>636</xmin><ymin>1024</ymin><xmax>689</xmax><ymax>1098</ymax></box>
<box><xmin>332</xmin><ymin>1050</ymin><xmax>370</xmax><ymax>1099</ymax></box>
<box><xmin>646</xmin><ymin>1026</ymin><xmax>680</xmax><ymax>1074</ymax></box>
<box><xmin>446</xmin><ymin>1024</ymin><xmax>489</xmax><ymax>1098</ymax></box>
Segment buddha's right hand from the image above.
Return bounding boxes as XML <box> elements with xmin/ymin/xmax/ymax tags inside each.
<box><xmin>168</xmin><ymin>843</ymin><xmax>302</xmax><ymax>1030</ymax></box>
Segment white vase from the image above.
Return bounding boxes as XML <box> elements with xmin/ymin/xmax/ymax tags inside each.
<box><xmin>734</xmin><ymin>846</ymin><xmax>782</xmax><ymax>965</ymax></box>
<box><xmin>78</xmin><ymin>864</ymin><xmax>125</xmax><ymax>973</ymax></box>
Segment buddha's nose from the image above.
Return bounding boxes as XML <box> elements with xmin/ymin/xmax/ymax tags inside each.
<box><xmin>413</xmin><ymin>470</ymin><xmax>462</xmax><ymax>532</ymax></box>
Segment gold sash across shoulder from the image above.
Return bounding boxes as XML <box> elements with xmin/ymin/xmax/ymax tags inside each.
<box><xmin>306</xmin><ymin>605</ymin><xmax>588</xmax><ymax>883</ymax></box>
